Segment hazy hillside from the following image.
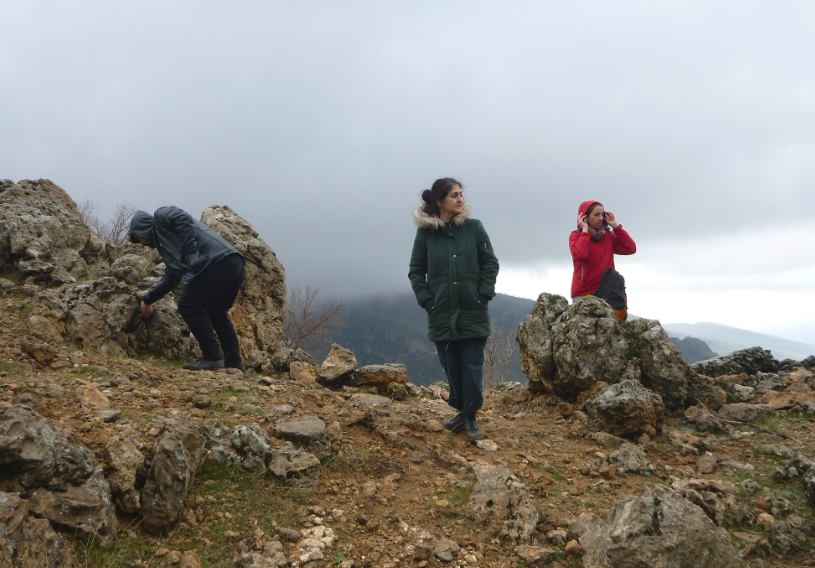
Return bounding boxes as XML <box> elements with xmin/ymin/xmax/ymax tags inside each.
<box><xmin>668</xmin><ymin>335</ymin><xmax>718</xmax><ymax>364</ymax></box>
<box><xmin>663</xmin><ymin>322</ymin><xmax>815</xmax><ymax>361</ymax></box>
<box><xmin>321</xmin><ymin>292</ymin><xmax>535</xmax><ymax>386</ymax></box>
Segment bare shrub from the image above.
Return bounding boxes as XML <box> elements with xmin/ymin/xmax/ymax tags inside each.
<box><xmin>284</xmin><ymin>285</ymin><xmax>345</xmax><ymax>352</ymax></box>
<box><xmin>78</xmin><ymin>199</ymin><xmax>136</xmax><ymax>246</ymax></box>
<box><xmin>483</xmin><ymin>321</ymin><xmax>518</xmax><ymax>391</ymax></box>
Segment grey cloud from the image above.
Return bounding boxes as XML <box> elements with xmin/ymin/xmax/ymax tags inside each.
<box><xmin>2</xmin><ymin>1</ymin><xmax>814</xmax><ymax>298</ymax></box>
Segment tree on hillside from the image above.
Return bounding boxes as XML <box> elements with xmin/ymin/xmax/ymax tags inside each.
<box><xmin>78</xmin><ymin>199</ymin><xmax>137</xmax><ymax>246</ymax></box>
<box><xmin>284</xmin><ymin>285</ymin><xmax>345</xmax><ymax>353</ymax></box>
<box><xmin>483</xmin><ymin>321</ymin><xmax>518</xmax><ymax>390</ymax></box>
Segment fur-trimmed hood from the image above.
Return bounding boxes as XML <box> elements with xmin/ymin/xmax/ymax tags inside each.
<box><xmin>413</xmin><ymin>201</ymin><xmax>471</xmax><ymax>231</ymax></box>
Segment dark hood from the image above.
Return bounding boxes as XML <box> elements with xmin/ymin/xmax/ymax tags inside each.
<box><xmin>129</xmin><ymin>211</ymin><xmax>155</xmax><ymax>244</ymax></box>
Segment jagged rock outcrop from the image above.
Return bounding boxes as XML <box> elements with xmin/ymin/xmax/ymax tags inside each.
<box><xmin>0</xmin><ymin>405</ymin><xmax>117</xmax><ymax>545</ymax></box>
<box><xmin>583</xmin><ymin>379</ymin><xmax>664</xmax><ymax>437</ymax></box>
<box><xmin>517</xmin><ymin>293</ymin><xmax>723</xmax><ymax>409</ymax></box>
<box><xmin>200</xmin><ymin>205</ymin><xmax>286</xmax><ymax>372</ymax></box>
<box><xmin>353</xmin><ymin>364</ymin><xmax>408</xmax><ymax>389</ymax></box>
<box><xmin>0</xmin><ymin>180</ymin><xmax>288</xmax><ymax>369</ymax></box>
<box><xmin>0</xmin><ymin>491</ymin><xmax>76</xmax><ymax>568</ymax></box>
<box><xmin>692</xmin><ymin>346</ymin><xmax>781</xmax><ymax>377</ymax></box>
<box><xmin>139</xmin><ymin>423</ymin><xmax>206</xmax><ymax>534</ymax></box>
<box><xmin>578</xmin><ymin>484</ymin><xmax>742</xmax><ymax>567</ymax></box>
<box><xmin>0</xmin><ymin>179</ymin><xmax>106</xmax><ymax>284</ymax></box>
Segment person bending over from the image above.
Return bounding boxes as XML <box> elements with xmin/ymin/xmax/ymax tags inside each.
<box><xmin>409</xmin><ymin>178</ymin><xmax>499</xmax><ymax>441</ymax></box>
<box><xmin>569</xmin><ymin>200</ymin><xmax>636</xmax><ymax>317</ymax></box>
<box><xmin>129</xmin><ymin>206</ymin><xmax>245</xmax><ymax>372</ymax></box>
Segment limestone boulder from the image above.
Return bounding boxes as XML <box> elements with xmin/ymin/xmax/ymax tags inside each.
<box><xmin>0</xmin><ymin>491</ymin><xmax>76</xmax><ymax>568</ymax></box>
<box><xmin>551</xmin><ymin>296</ymin><xmax>629</xmax><ymax>398</ymax></box>
<box><xmin>515</xmin><ymin>293</ymin><xmax>569</xmax><ymax>393</ymax></box>
<box><xmin>609</xmin><ymin>442</ymin><xmax>653</xmax><ymax>475</ymax></box>
<box><xmin>268</xmin><ymin>444</ymin><xmax>320</xmax><ymax>479</ymax></box>
<box><xmin>717</xmin><ymin>403</ymin><xmax>775</xmax><ymax>423</ymax></box>
<box><xmin>622</xmin><ymin>318</ymin><xmax>697</xmax><ymax>409</ymax></box>
<box><xmin>139</xmin><ymin>424</ymin><xmax>206</xmax><ymax>534</ymax></box>
<box><xmin>466</xmin><ymin>462</ymin><xmax>538</xmax><ymax>543</ymax></box>
<box><xmin>0</xmin><ymin>405</ymin><xmax>117</xmax><ymax>545</ymax></box>
<box><xmin>692</xmin><ymin>346</ymin><xmax>781</xmax><ymax>378</ymax></box>
<box><xmin>109</xmin><ymin>254</ymin><xmax>152</xmax><ymax>285</ymax></box>
<box><xmin>229</xmin><ymin>423</ymin><xmax>272</xmax><ymax>474</ymax></box>
<box><xmin>275</xmin><ymin>416</ymin><xmax>326</xmax><ymax>444</ymax></box>
<box><xmin>583</xmin><ymin>379</ymin><xmax>664</xmax><ymax>437</ymax></box>
<box><xmin>318</xmin><ymin>344</ymin><xmax>357</xmax><ymax>385</ymax></box>
<box><xmin>579</xmin><ymin>484</ymin><xmax>742</xmax><ymax>567</ymax></box>
<box><xmin>352</xmin><ymin>364</ymin><xmax>407</xmax><ymax>389</ymax></box>
<box><xmin>200</xmin><ymin>205</ymin><xmax>286</xmax><ymax>373</ymax></box>
<box><xmin>19</xmin><ymin>337</ymin><xmax>57</xmax><ymax>365</ymax></box>
<box><xmin>104</xmin><ymin>434</ymin><xmax>145</xmax><ymax>514</ymax></box>
<box><xmin>0</xmin><ymin>179</ymin><xmax>103</xmax><ymax>284</ymax></box>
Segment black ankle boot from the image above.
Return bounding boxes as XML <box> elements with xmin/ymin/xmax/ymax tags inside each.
<box><xmin>225</xmin><ymin>360</ymin><xmax>245</xmax><ymax>373</ymax></box>
<box><xmin>183</xmin><ymin>358</ymin><xmax>225</xmax><ymax>371</ymax></box>
<box><xmin>464</xmin><ymin>416</ymin><xmax>483</xmax><ymax>441</ymax></box>
<box><xmin>443</xmin><ymin>413</ymin><xmax>466</xmax><ymax>433</ymax></box>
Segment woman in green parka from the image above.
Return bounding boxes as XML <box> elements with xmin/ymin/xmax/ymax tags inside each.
<box><xmin>409</xmin><ymin>178</ymin><xmax>499</xmax><ymax>441</ymax></box>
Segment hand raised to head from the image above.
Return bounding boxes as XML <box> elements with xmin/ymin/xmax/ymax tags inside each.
<box><xmin>605</xmin><ymin>212</ymin><xmax>620</xmax><ymax>229</ymax></box>
<box><xmin>577</xmin><ymin>214</ymin><xmax>589</xmax><ymax>232</ymax></box>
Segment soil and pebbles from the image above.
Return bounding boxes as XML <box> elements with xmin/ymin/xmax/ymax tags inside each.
<box><xmin>2</xmin><ymin>286</ymin><xmax>815</xmax><ymax>568</ymax></box>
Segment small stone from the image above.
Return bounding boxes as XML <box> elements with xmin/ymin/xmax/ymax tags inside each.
<box><xmin>565</xmin><ymin>539</ymin><xmax>583</xmax><ymax>556</ymax></box>
<box><xmin>434</xmin><ymin>537</ymin><xmax>460</xmax><ymax>562</ymax></box>
<box><xmin>156</xmin><ymin>547</ymin><xmax>170</xmax><ymax>557</ymax></box>
<box><xmin>277</xmin><ymin>527</ymin><xmax>301</xmax><ymax>541</ymax></box>
<box><xmin>475</xmin><ymin>439</ymin><xmax>499</xmax><ymax>452</ymax></box>
<box><xmin>166</xmin><ymin>550</ymin><xmax>182</xmax><ymax>564</ymax></box>
<box><xmin>179</xmin><ymin>551</ymin><xmax>203</xmax><ymax>568</ymax></box>
<box><xmin>426</xmin><ymin>420</ymin><xmax>444</xmax><ymax>432</ymax></box>
<box><xmin>697</xmin><ymin>452</ymin><xmax>717</xmax><ymax>474</ymax></box>
<box><xmin>514</xmin><ymin>544</ymin><xmax>558</xmax><ymax>566</ymax></box>
<box><xmin>757</xmin><ymin>513</ymin><xmax>774</xmax><ymax>527</ymax></box>
<box><xmin>224</xmin><ymin>530</ymin><xmax>239</xmax><ymax>539</ymax></box>
<box><xmin>414</xmin><ymin>542</ymin><xmax>433</xmax><ymax>560</ymax></box>
<box><xmin>94</xmin><ymin>409</ymin><xmax>122</xmax><ymax>423</ymax></box>
<box><xmin>193</xmin><ymin>395</ymin><xmax>212</xmax><ymax>408</ymax></box>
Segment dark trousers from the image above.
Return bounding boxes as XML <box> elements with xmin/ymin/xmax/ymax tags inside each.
<box><xmin>177</xmin><ymin>254</ymin><xmax>245</xmax><ymax>362</ymax></box>
<box><xmin>435</xmin><ymin>337</ymin><xmax>486</xmax><ymax>420</ymax></box>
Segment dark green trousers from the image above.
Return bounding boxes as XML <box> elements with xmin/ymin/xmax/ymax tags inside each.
<box><xmin>435</xmin><ymin>337</ymin><xmax>486</xmax><ymax>419</ymax></box>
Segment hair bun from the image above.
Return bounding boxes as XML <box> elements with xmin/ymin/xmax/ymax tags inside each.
<box><xmin>421</xmin><ymin>189</ymin><xmax>433</xmax><ymax>204</ymax></box>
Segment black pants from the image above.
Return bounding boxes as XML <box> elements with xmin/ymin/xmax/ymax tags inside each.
<box><xmin>177</xmin><ymin>254</ymin><xmax>245</xmax><ymax>362</ymax></box>
<box><xmin>435</xmin><ymin>337</ymin><xmax>486</xmax><ymax>420</ymax></box>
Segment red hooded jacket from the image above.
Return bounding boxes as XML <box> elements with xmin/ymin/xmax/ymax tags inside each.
<box><xmin>569</xmin><ymin>200</ymin><xmax>636</xmax><ymax>297</ymax></box>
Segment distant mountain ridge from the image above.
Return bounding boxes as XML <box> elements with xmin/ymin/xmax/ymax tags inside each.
<box><xmin>319</xmin><ymin>293</ymin><xmax>813</xmax><ymax>386</ymax></box>
<box><xmin>662</xmin><ymin>322</ymin><xmax>815</xmax><ymax>362</ymax></box>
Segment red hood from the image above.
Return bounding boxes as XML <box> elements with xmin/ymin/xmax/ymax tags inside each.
<box><xmin>577</xmin><ymin>200</ymin><xmax>602</xmax><ymax>230</ymax></box>
<box><xmin>578</xmin><ymin>200</ymin><xmax>600</xmax><ymax>217</ymax></box>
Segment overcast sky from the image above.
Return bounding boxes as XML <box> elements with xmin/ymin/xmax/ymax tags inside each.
<box><xmin>2</xmin><ymin>1</ymin><xmax>814</xmax><ymax>341</ymax></box>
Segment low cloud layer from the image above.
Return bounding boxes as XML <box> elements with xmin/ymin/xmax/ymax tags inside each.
<box><xmin>2</xmin><ymin>1</ymin><xmax>813</xmax><ymax>336</ymax></box>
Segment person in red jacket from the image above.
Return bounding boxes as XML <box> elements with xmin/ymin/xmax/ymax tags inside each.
<box><xmin>569</xmin><ymin>200</ymin><xmax>636</xmax><ymax>313</ymax></box>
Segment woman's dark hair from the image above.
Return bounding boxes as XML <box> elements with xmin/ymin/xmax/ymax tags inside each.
<box><xmin>586</xmin><ymin>202</ymin><xmax>604</xmax><ymax>218</ymax></box>
<box><xmin>421</xmin><ymin>178</ymin><xmax>462</xmax><ymax>216</ymax></box>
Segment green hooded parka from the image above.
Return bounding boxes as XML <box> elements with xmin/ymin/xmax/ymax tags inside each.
<box><xmin>409</xmin><ymin>202</ymin><xmax>499</xmax><ymax>342</ymax></box>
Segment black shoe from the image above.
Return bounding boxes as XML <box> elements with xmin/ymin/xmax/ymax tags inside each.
<box><xmin>225</xmin><ymin>361</ymin><xmax>245</xmax><ymax>373</ymax></box>
<box><xmin>443</xmin><ymin>413</ymin><xmax>466</xmax><ymax>433</ymax></box>
<box><xmin>464</xmin><ymin>417</ymin><xmax>483</xmax><ymax>441</ymax></box>
<box><xmin>183</xmin><ymin>358</ymin><xmax>225</xmax><ymax>371</ymax></box>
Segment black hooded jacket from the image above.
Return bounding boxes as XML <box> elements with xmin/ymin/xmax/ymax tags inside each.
<box><xmin>129</xmin><ymin>206</ymin><xmax>241</xmax><ymax>304</ymax></box>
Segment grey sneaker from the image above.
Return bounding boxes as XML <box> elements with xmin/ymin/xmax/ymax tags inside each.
<box><xmin>443</xmin><ymin>413</ymin><xmax>466</xmax><ymax>433</ymax></box>
<box><xmin>183</xmin><ymin>358</ymin><xmax>225</xmax><ymax>371</ymax></box>
<box><xmin>464</xmin><ymin>417</ymin><xmax>483</xmax><ymax>441</ymax></box>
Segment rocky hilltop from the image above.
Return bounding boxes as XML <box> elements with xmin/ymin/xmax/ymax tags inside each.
<box><xmin>1</xmin><ymin>179</ymin><xmax>814</xmax><ymax>568</ymax></box>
